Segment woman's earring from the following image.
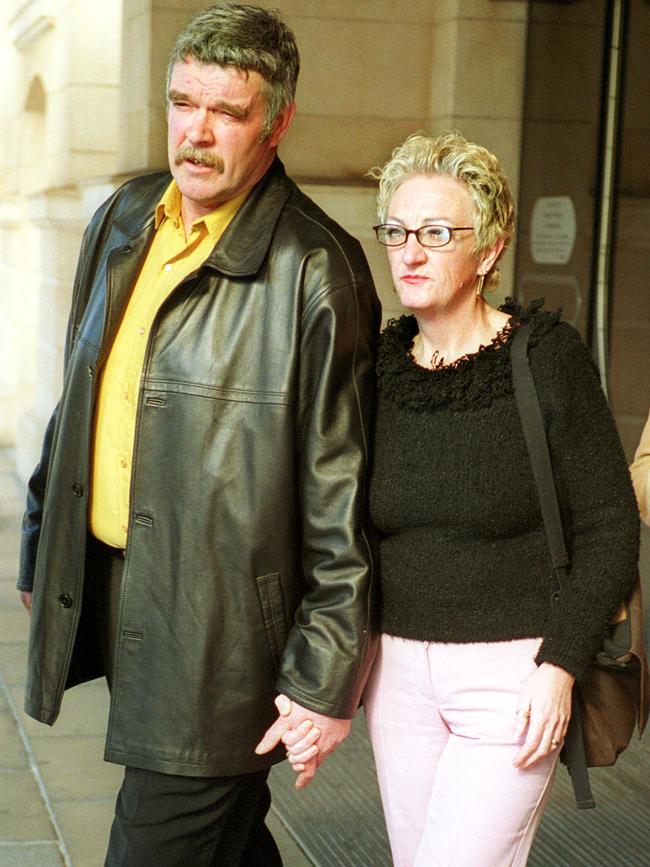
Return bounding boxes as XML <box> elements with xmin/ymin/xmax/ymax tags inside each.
<box><xmin>476</xmin><ymin>273</ymin><xmax>485</xmax><ymax>297</ymax></box>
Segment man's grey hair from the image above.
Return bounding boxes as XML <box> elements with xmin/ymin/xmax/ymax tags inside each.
<box><xmin>167</xmin><ymin>2</ymin><xmax>300</xmax><ymax>139</ymax></box>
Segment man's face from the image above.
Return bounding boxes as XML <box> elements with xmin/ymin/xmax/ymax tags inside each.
<box><xmin>167</xmin><ymin>58</ymin><xmax>295</xmax><ymax>225</ymax></box>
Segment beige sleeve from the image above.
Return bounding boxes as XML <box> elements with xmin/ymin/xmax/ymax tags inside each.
<box><xmin>630</xmin><ymin>410</ymin><xmax>650</xmax><ymax>526</ymax></box>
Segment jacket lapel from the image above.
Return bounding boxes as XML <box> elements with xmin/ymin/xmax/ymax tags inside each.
<box><xmin>96</xmin><ymin>160</ymin><xmax>292</xmax><ymax>367</ymax></box>
<box><xmin>203</xmin><ymin>157</ymin><xmax>293</xmax><ymax>277</ymax></box>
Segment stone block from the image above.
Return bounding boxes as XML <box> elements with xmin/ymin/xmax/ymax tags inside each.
<box><xmin>11</xmin><ymin>681</ymin><xmax>110</xmax><ymax>741</ymax></box>
<box><xmin>283</xmin><ymin>115</ymin><xmax>425</xmax><ymax>183</ymax></box>
<box><xmin>281</xmin><ymin>0</ymin><xmax>442</xmax><ymax>23</ymax></box>
<box><xmin>455</xmin><ymin>0</ymin><xmax>527</xmax><ymax>22</ymax></box>
<box><xmin>70</xmin><ymin>0</ymin><xmax>122</xmax><ymax>86</ymax></box>
<box><xmin>0</xmin><ymin>698</ymin><xmax>28</xmax><ymax>771</ymax></box>
<box><xmin>0</xmin><ymin>601</ymin><xmax>30</xmax><ymax>645</ymax></box>
<box><xmin>0</xmin><ymin>768</ymin><xmax>55</xmax><ymax>841</ymax></box>
<box><xmin>293</xmin><ymin>17</ymin><xmax>432</xmax><ymax>119</ymax></box>
<box><xmin>120</xmin><ymin>12</ymin><xmax>152</xmax><ymax>113</ymax></box>
<box><xmin>0</xmin><ymin>643</ymin><xmax>28</xmax><ymax>687</ymax></box>
<box><xmin>429</xmin><ymin>20</ymin><xmax>459</xmax><ymax>119</ymax></box>
<box><xmin>31</xmin><ymin>736</ymin><xmax>123</xmax><ymax>802</ymax></box>
<box><xmin>448</xmin><ymin>19</ymin><xmax>527</xmax><ymax>120</ymax></box>
<box><xmin>53</xmin><ymin>798</ymin><xmax>115</xmax><ymax>866</ymax></box>
<box><xmin>0</xmin><ymin>843</ymin><xmax>63</xmax><ymax>866</ymax></box>
<box><xmin>69</xmin><ymin>85</ymin><xmax>120</xmax><ymax>155</ymax></box>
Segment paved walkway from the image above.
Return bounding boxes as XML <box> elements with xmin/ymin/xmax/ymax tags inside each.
<box><xmin>0</xmin><ymin>448</ymin><xmax>311</xmax><ymax>866</ymax></box>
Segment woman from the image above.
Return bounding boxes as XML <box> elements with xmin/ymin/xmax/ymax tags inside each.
<box><xmin>631</xmin><ymin>410</ymin><xmax>650</xmax><ymax>526</ymax></box>
<box><xmin>358</xmin><ymin>131</ymin><xmax>639</xmax><ymax>866</ymax></box>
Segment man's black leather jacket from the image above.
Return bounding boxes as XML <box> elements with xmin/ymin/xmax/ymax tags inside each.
<box><xmin>19</xmin><ymin>158</ymin><xmax>380</xmax><ymax>776</ymax></box>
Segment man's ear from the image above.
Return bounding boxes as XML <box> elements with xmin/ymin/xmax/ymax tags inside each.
<box><xmin>268</xmin><ymin>101</ymin><xmax>296</xmax><ymax>147</ymax></box>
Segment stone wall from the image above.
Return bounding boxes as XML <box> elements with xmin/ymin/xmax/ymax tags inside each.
<box><xmin>0</xmin><ymin>0</ymin><xmax>529</xmax><ymax>479</ymax></box>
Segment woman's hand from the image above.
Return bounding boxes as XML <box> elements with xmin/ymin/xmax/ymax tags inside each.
<box><xmin>255</xmin><ymin>694</ymin><xmax>350</xmax><ymax>788</ymax></box>
<box><xmin>283</xmin><ymin>718</ymin><xmax>322</xmax><ymax>768</ymax></box>
<box><xmin>513</xmin><ymin>662</ymin><xmax>574</xmax><ymax>769</ymax></box>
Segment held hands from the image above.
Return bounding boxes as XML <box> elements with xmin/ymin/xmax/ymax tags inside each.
<box><xmin>255</xmin><ymin>694</ymin><xmax>351</xmax><ymax>789</ymax></box>
<box><xmin>513</xmin><ymin>662</ymin><xmax>574</xmax><ymax>769</ymax></box>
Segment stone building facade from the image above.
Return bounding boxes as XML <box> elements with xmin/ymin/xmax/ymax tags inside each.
<box><xmin>0</xmin><ymin>0</ymin><xmax>529</xmax><ymax>479</ymax></box>
<box><xmin>1</xmin><ymin>0</ymin><xmax>648</xmax><ymax>485</ymax></box>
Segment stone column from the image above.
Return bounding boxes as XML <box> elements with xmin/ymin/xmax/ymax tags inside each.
<box><xmin>2</xmin><ymin>0</ymin><xmax>122</xmax><ymax>479</ymax></box>
<box><xmin>14</xmin><ymin>189</ymin><xmax>85</xmax><ymax>480</ymax></box>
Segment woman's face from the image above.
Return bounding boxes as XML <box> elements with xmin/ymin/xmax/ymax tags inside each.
<box><xmin>385</xmin><ymin>174</ymin><xmax>487</xmax><ymax>314</ymax></box>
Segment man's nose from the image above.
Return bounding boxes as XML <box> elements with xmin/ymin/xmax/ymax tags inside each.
<box><xmin>186</xmin><ymin>109</ymin><xmax>214</xmax><ymax>146</ymax></box>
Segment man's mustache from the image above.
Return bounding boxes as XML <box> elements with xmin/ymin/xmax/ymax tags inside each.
<box><xmin>174</xmin><ymin>146</ymin><xmax>224</xmax><ymax>171</ymax></box>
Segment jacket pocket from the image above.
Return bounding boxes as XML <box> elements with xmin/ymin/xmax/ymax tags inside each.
<box><xmin>256</xmin><ymin>572</ymin><xmax>288</xmax><ymax>670</ymax></box>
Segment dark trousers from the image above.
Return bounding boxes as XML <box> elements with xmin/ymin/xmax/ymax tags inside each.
<box><xmin>87</xmin><ymin>538</ymin><xmax>282</xmax><ymax>867</ymax></box>
<box><xmin>105</xmin><ymin>766</ymin><xmax>282</xmax><ymax>867</ymax></box>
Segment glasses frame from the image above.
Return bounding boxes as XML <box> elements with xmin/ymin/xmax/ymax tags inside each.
<box><xmin>373</xmin><ymin>223</ymin><xmax>474</xmax><ymax>248</ymax></box>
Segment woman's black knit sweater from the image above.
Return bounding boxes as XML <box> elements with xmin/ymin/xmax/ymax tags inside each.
<box><xmin>369</xmin><ymin>301</ymin><xmax>640</xmax><ymax>680</ymax></box>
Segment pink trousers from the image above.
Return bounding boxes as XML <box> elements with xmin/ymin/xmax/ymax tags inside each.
<box><xmin>364</xmin><ymin>635</ymin><xmax>557</xmax><ymax>867</ymax></box>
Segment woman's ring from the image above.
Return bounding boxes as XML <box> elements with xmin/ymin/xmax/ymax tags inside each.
<box><xmin>520</xmin><ymin>708</ymin><xmax>531</xmax><ymax>718</ymax></box>
<box><xmin>551</xmin><ymin>739</ymin><xmax>560</xmax><ymax>748</ymax></box>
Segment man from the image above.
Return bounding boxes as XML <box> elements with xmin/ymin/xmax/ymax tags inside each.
<box><xmin>17</xmin><ymin>4</ymin><xmax>380</xmax><ymax>864</ymax></box>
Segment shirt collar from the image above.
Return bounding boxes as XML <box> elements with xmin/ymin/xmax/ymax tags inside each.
<box><xmin>155</xmin><ymin>181</ymin><xmax>249</xmax><ymax>240</ymax></box>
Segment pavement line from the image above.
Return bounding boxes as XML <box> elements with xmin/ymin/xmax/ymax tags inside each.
<box><xmin>0</xmin><ymin>841</ymin><xmax>62</xmax><ymax>847</ymax></box>
<box><xmin>1</xmin><ymin>678</ymin><xmax>72</xmax><ymax>867</ymax></box>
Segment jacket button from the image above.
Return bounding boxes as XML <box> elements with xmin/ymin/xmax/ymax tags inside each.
<box><xmin>58</xmin><ymin>594</ymin><xmax>73</xmax><ymax>609</ymax></box>
<box><xmin>123</xmin><ymin>245</ymin><xmax>132</xmax><ymax>253</ymax></box>
<box><xmin>88</xmin><ymin>365</ymin><xmax>94</xmax><ymax>379</ymax></box>
<box><xmin>71</xmin><ymin>483</ymin><xmax>84</xmax><ymax>497</ymax></box>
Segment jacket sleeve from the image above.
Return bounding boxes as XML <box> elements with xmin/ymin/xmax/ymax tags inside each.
<box><xmin>533</xmin><ymin>325</ymin><xmax>640</xmax><ymax>680</ymax></box>
<box><xmin>630</xmin><ymin>410</ymin><xmax>650</xmax><ymax>527</ymax></box>
<box><xmin>274</xmin><ymin>271</ymin><xmax>381</xmax><ymax>718</ymax></box>
<box><xmin>17</xmin><ymin>207</ymin><xmax>110</xmax><ymax>593</ymax></box>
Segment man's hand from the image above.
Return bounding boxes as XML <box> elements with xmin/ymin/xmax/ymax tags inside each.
<box><xmin>255</xmin><ymin>694</ymin><xmax>351</xmax><ymax>789</ymax></box>
<box><xmin>19</xmin><ymin>591</ymin><xmax>33</xmax><ymax>614</ymax></box>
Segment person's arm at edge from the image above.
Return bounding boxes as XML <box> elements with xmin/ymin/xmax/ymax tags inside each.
<box><xmin>630</xmin><ymin>410</ymin><xmax>650</xmax><ymax>527</ymax></box>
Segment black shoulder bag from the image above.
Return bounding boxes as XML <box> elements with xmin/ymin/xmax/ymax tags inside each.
<box><xmin>511</xmin><ymin>323</ymin><xmax>649</xmax><ymax>809</ymax></box>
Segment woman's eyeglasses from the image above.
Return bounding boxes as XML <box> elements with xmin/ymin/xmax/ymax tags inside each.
<box><xmin>373</xmin><ymin>224</ymin><xmax>474</xmax><ymax>248</ymax></box>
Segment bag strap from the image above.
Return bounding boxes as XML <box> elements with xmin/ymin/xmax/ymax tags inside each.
<box><xmin>510</xmin><ymin>323</ymin><xmax>596</xmax><ymax>810</ymax></box>
<box><xmin>510</xmin><ymin>324</ymin><xmax>569</xmax><ymax>579</ymax></box>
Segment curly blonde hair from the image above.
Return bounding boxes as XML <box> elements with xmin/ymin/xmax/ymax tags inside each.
<box><xmin>368</xmin><ymin>131</ymin><xmax>515</xmax><ymax>290</ymax></box>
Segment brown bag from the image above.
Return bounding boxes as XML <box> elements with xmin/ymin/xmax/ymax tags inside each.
<box><xmin>511</xmin><ymin>323</ymin><xmax>649</xmax><ymax>807</ymax></box>
<box><xmin>576</xmin><ymin>573</ymin><xmax>649</xmax><ymax>767</ymax></box>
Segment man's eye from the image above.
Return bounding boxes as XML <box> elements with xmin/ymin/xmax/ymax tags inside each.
<box><xmin>219</xmin><ymin>109</ymin><xmax>245</xmax><ymax>121</ymax></box>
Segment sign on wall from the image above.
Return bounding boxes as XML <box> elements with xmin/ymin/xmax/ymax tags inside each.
<box><xmin>530</xmin><ymin>196</ymin><xmax>577</xmax><ymax>265</ymax></box>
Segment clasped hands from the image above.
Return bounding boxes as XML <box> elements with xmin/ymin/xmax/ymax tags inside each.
<box><xmin>255</xmin><ymin>694</ymin><xmax>351</xmax><ymax>789</ymax></box>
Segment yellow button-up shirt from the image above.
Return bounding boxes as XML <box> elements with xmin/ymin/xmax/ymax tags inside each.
<box><xmin>89</xmin><ymin>181</ymin><xmax>247</xmax><ymax>549</ymax></box>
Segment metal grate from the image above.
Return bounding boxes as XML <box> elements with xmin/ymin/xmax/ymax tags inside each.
<box><xmin>270</xmin><ymin>713</ymin><xmax>391</xmax><ymax>866</ymax></box>
<box><xmin>271</xmin><ymin>712</ymin><xmax>650</xmax><ymax>866</ymax></box>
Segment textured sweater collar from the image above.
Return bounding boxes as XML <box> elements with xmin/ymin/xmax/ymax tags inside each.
<box><xmin>377</xmin><ymin>298</ymin><xmax>561</xmax><ymax>413</ymax></box>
